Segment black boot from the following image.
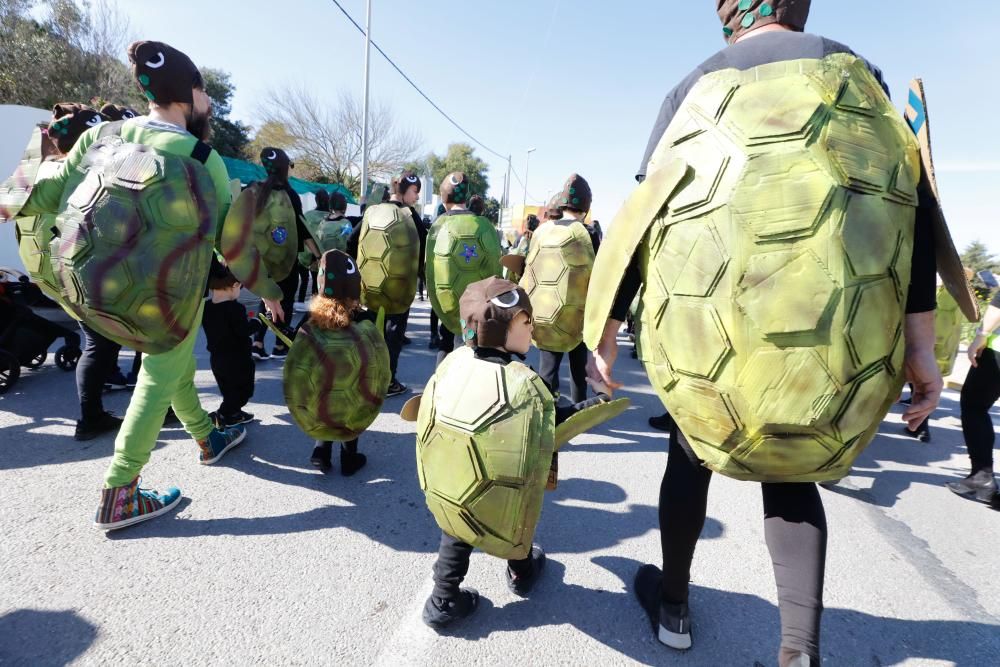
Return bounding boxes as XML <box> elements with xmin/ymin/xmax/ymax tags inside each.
<box><xmin>340</xmin><ymin>442</ymin><xmax>367</xmax><ymax>476</ymax></box>
<box><xmin>505</xmin><ymin>544</ymin><xmax>546</xmax><ymax>596</ymax></box>
<box><xmin>422</xmin><ymin>588</ymin><xmax>479</xmax><ymax>630</ymax></box>
<box><xmin>310</xmin><ymin>442</ymin><xmax>332</xmax><ymax>471</ymax></box>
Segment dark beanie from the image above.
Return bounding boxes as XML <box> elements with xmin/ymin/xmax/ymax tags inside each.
<box><xmin>330</xmin><ymin>192</ymin><xmax>348</xmax><ymax>212</ymax></box>
<box><xmin>392</xmin><ymin>170</ymin><xmax>421</xmax><ymax>197</ymax></box>
<box><xmin>99</xmin><ymin>104</ymin><xmax>139</xmax><ymax>121</ymax></box>
<box><xmin>48</xmin><ymin>104</ymin><xmax>107</xmax><ymax>154</ymax></box>
<box><xmin>317</xmin><ymin>250</ymin><xmax>362</xmax><ymax>301</ymax></box>
<box><xmin>260</xmin><ymin>147</ymin><xmax>291</xmax><ymax>182</ymax></box>
<box><xmin>556</xmin><ymin>173</ymin><xmax>592</xmax><ymax>213</ymax></box>
<box><xmin>127</xmin><ymin>40</ymin><xmax>203</xmax><ymax>105</ymax></box>
<box><xmin>459</xmin><ymin>277</ymin><xmax>533</xmax><ymax>349</ymax></box>
<box><xmin>717</xmin><ymin>0</ymin><xmax>810</xmax><ymax>43</ymax></box>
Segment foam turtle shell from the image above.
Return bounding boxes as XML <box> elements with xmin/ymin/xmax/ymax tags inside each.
<box><xmin>934</xmin><ymin>286</ymin><xmax>963</xmax><ymax>376</ymax></box>
<box><xmin>14</xmin><ymin>160</ymin><xmax>64</xmax><ymax>301</ymax></box>
<box><xmin>252</xmin><ymin>187</ymin><xmax>298</xmax><ymax>282</ymax></box>
<box><xmin>313</xmin><ymin>216</ymin><xmax>352</xmax><ymax>255</ymax></box>
<box><xmin>47</xmin><ymin>133</ymin><xmax>220</xmax><ymax>354</ymax></box>
<box><xmin>415</xmin><ymin>346</ymin><xmax>555</xmax><ymax>560</ymax></box>
<box><xmin>585</xmin><ymin>54</ymin><xmax>921</xmax><ymax>482</ymax></box>
<box><xmin>520</xmin><ymin>219</ymin><xmax>595</xmax><ymax>352</ymax></box>
<box><xmin>427</xmin><ymin>213</ymin><xmax>503</xmax><ymax>334</ymax></box>
<box><xmin>424</xmin><ymin>216</ymin><xmax>445</xmax><ymax>322</ymax></box>
<box><xmin>357</xmin><ymin>203</ymin><xmax>419</xmax><ymax>314</ymax></box>
<box><xmin>0</xmin><ymin>125</ymin><xmax>43</xmax><ymax>222</ymax></box>
<box><xmin>284</xmin><ymin>319</ymin><xmax>391</xmax><ymax>441</ymax></box>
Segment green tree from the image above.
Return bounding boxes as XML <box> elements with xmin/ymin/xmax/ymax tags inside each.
<box><xmin>426</xmin><ymin>143</ymin><xmax>490</xmax><ymax>197</ymax></box>
<box><xmin>482</xmin><ymin>196</ymin><xmax>501</xmax><ymax>224</ymax></box>
<box><xmin>201</xmin><ymin>68</ymin><xmax>250</xmax><ymax>159</ymax></box>
<box><xmin>960</xmin><ymin>240</ymin><xmax>1000</xmax><ymax>275</ymax></box>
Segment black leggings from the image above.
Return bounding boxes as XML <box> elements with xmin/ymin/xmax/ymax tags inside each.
<box><xmin>538</xmin><ymin>341</ymin><xmax>589</xmax><ymax>403</ymax></box>
<box><xmin>255</xmin><ymin>271</ymin><xmax>299</xmax><ymax>345</ymax></box>
<box><xmin>76</xmin><ymin>323</ymin><xmax>121</xmax><ymax>422</ymax></box>
<box><xmin>435</xmin><ymin>324</ymin><xmax>461</xmax><ymax>368</ymax></box>
<box><xmin>661</xmin><ymin>428</ymin><xmax>826</xmax><ymax>662</ymax></box>
<box><xmin>961</xmin><ymin>348</ymin><xmax>1000</xmax><ymax>472</ymax></box>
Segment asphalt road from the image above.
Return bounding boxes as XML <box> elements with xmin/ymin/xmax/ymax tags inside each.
<box><xmin>1</xmin><ymin>300</ymin><xmax>998</xmax><ymax>666</ymax></box>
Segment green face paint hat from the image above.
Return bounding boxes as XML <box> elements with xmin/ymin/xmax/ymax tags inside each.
<box><xmin>127</xmin><ymin>40</ymin><xmax>203</xmax><ymax>105</ymax></box>
<box><xmin>47</xmin><ymin>104</ymin><xmax>107</xmax><ymax>154</ymax></box>
<box><xmin>556</xmin><ymin>173</ymin><xmax>592</xmax><ymax>213</ymax></box>
<box><xmin>440</xmin><ymin>171</ymin><xmax>470</xmax><ymax>205</ymax></box>
<box><xmin>317</xmin><ymin>249</ymin><xmax>362</xmax><ymax>301</ymax></box>
<box><xmin>717</xmin><ymin>0</ymin><xmax>811</xmax><ymax>43</ymax></box>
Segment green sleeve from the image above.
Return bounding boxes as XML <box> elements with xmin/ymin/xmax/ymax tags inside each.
<box><xmin>203</xmin><ymin>150</ymin><xmax>232</xmax><ymax>238</ymax></box>
<box><xmin>20</xmin><ymin>125</ymin><xmax>100</xmax><ymax>217</ymax></box>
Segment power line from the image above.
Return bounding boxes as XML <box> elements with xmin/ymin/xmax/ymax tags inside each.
<box><xmin>509</xmin><ymin>165</ymin><xmax>540</xmax><ymax>205</ymax></box>
<box><xmin>328</xmin><ymin>0</ymin><xmax>508</xmax><ymax>163</ymax></box>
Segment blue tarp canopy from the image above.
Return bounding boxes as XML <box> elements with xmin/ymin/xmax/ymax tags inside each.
<box><xmin>221</xmin><ymin>157</ymin><xmax>356</xmax><ymax>202</ymax></box>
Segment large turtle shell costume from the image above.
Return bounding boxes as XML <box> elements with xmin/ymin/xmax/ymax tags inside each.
<box><xmin>14</xmin><ymin>160</ymin><xmax>64</xmax><ymax>301</ymax></box>
<box><xmin>427</xmin><ymin>213</ymin><xmax>503</xmax><ymax>334</ymax></box>
<box><xmin>520</xmin><ymin>220</ymin><xmax>595</xmax><ymax>352</ymax></box>
<box><xmin>934</xmin><ymin>286</ymin><xmax>963</xmax><ymax>376</ymax></box>
<box><xmin>45</xmin><ymin>126</ymin><xmax>218</xmax><ymax>354</ymax></box>
<box><xmin>416</xmin><ymin>347</ymin><xmax>556</xmax><ymax>560</ymax></box>
<box><xmin>284</xmin><ymin>318</ymin><xmax>391</xmax><ymax>441</ymax></box>
<box><xmin>357</xmin><ymin>203</ymin><xmax>419</xmax><ymax>314</ymax></box>
<box><xmin>586</xmin><ymin>54</ymin><xmax>923</xmax><ymax>482</ymax></box>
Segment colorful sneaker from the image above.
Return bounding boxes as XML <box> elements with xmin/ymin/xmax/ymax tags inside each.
<box><xmin>197</xmin><ymin>425</ymin><xmax>247</xmax><ymax>465</ymax></box>
<box><xmin>94</xmin><ymin>477</ymin><xmax>181</xmax><ymax>531</ymax></box>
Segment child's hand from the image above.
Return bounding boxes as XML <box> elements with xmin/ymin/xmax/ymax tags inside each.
<box><xmin>586</xmin><ymin>377</ymin><xmax>612</xmax><ymax>398</ymax></box>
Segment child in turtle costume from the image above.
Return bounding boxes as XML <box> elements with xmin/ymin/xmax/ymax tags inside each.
<box><xmin>583</xmin><ymin>2</ymin><xmax>970</xmax><ymax>664</ymax></box>
<box><xmin>414</xmin><ymin>277</ymin><xmax>629</xmax><ymax>630</ymax></box>
<box><xmin>282</xmin><ymin>249</ymin><xmax>390</xmax><ymax>475</ymax></box>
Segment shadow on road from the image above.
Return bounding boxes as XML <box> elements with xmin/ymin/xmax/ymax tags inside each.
<box><xmin>0</xmin><ymin>608</ymin><xmax>98</xmax><ymax>665</ymax></box>
<box><xmin>443</xmin><ymin>556</ymin><xmax>999</xmax><ymax>666</ymax></box>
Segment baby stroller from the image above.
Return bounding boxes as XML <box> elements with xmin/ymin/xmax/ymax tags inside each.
<box><xmin>0</xmin><ymin>270</ymin><xmax>82</xmax><ymax>394</ymax></box>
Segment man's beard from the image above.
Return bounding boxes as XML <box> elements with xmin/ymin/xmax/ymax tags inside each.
<box><xmin>187</xmin><ymin>108</ymin><xmax>212</xmax><ymax>142</ymax></box>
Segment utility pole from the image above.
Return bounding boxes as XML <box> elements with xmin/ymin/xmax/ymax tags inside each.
<box><xmin>360</xmin><ymin>0</ymin><xmax>373</xmax><ymax>204</ymax></box>
<box><xmin>522</xmin><ymin>147</ymin><xmax>536</xmax><ymax>207</ymax></box>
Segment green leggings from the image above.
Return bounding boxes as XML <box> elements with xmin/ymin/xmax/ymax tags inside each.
<box><xmin>104</xmin><ymin>303</ymin><xmax>215</xmax><ymax>488</ymax></box>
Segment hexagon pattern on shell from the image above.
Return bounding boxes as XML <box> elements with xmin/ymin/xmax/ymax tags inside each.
<box><xmin>519</xmin><ymin>220</ymin><xmax>595</xmax><ymax>352</ymax></box>
<box><xmin>46</xmin><ymin>131</ymin><xmax>219</xmax><ymax>354</ymax></box>
<box><xmin>599</xmin><ymin>54</ymin><xmax>921</xmax><ymax>482</ymax></box>
<box><xmin>428</xmin><ymin>213</ymin><xmax>503</xmax><ymax>333</ymax></box>
<box><xmin>934</xmin><ymin>286</ymin><xmax>964</xmax><ymax>376</ymax></box>
<box><xmin>416</xmin><ymin>347</ymin><xmax>555</xmax><ymax>560</ymax></box>
<box><xmin>250</xmin><ymin>187</ymin><xmax>298</xmax><ymax>283</ymax></box>
<box><xmin>14</xmin><ymin>160</ymin><xmax>64</xmax><ymax>301</ymax></box>
<box><xmin>284</xmin><ymin>320</ymin><xmax>391</xmax><ymax>441</ymax></box>
<box><xmin>357</xmin><ymin>203</ymin><xmax>420</xmax><ymax>314</ymax></box>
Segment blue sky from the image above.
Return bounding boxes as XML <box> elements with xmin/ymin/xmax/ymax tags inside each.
<box><xmin>113</xmin><ymin>0</ymin><xmax>996</xmax><ymax>253</ymax></box>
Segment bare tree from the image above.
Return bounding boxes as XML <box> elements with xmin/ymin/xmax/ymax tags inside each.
<box><xmin>255</xmin><ymin>86</ymin><xmax>422</xmax><ymax>195</ymax></box>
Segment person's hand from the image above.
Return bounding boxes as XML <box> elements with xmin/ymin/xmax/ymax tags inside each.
<box><xmin>968</xmin><ymin>332</ymin><xmax>987</xmax><ymax>368</ymax></box>
<box><xmin>263</xmin><ymin>298</ymin><xmax>284</xmax><ymax>324</ymax></box>
<box><xmin>587</xmin><ymin>319</ymin><xmax>624</xmax><ymax>391</ymax></box>
<box><xmin>902</xmin><ymin>343</ymin><xmax>942</xmax><ymax>430</ymax></box>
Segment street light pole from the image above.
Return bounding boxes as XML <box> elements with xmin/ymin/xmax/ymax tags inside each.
<box><xmin>522</xmin><ymin>147</ymin><xmax>536</xmax><ymax>208</ymax></box>
<box><xmin>360</xmin><ymin>0</ymin><xmax>373</xmax><ymax>204</ymax></box>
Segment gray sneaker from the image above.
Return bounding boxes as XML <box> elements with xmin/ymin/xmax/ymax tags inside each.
<box><xmin>946</xmin><ymin>470</ymin><xmax>998</xmax><ymax>502</ymax></box>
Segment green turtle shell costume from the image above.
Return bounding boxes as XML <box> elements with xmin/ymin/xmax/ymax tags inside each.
<box><xmin>14</xmin><ymin>160</ymin><xmax>64</xmax><ymax>301</ymax></box>
<box><xmin>5</xmin><ymin>122</ymin><xmax>219</xmax><ymax>354</ymax></box>
<box><xmin>427</xmin><ymin>213</ymin><xmax>503</xmax><ymax>333</ymax></box>
<box><xmin>357</xmin><ymin>202</ymin><xmax>419</xmax><ymax>314</ymax></box>
<box><xmin>220</xmin><ymin>183</ymin><xmax>298</xmax><ymax>301</ymax></box>
<box><xmin>283</xmin><ymin>316</ymin><xmax>391</xmax><ymax>442</ymax></box>
<box><xmin>520</xmin><ymin>220</ymin><xmax>595</xmax><ymax>352</ymax></box>
<box><xmin>415</xmin><ymin>346</ymin><xmax>629</xmax><ymax>559</ymax></box>
<box><xmin>586</xmin><ymin>54</ymin><xmax>928</xmax><ymax>482</ymax></box>
<box><xmin>300</xmin><ymin>210</ymin><xmax>351</xmax><ymax>269</ymax></box>
<box><xmin>934</xmin><ymin>286</ymin><xmax>963</xmax><ymax>376</ymax></box>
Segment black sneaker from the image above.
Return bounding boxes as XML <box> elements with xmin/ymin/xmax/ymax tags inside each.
<box><xmin>649</xmin><ymin>413</ymin><xmax>675</xmax><ymax>433</ymax></box>
<box><xmin>428</xmin><ymin>336</ymin><xmax>441</xmax><ymax>350</ymax></box>
<box><xmin>222</xmin><ymin>410</ymin><xmax>255</xmax><ymax>427</ymax></box>
<box><xmin>103</xmin><ymin>370</ymin><xmax>129</xmax><ymax>392</ymax></box>
<box><xmin>946</xmin><ymin>469</ymin><xmax>998</xmax><ymax>502</ymax></box>
<box><xmin>422</xmin><ymin>588</ymin><xmax>480</xmax><ymax>630</ymax></box>
<box><xmin>74</xmin><ymin>412</ymin><xmax>123</xmax><ymax>441</ymax></box>
<box><xmin>505</xmin><ymin>544</ymin><xmax>545</xmax><ymax>597</ymax></box>
<box><xmin>402</xmin><ymin>335</ymin><xmax>412</xmax><ymax>346</ymax></box>
<box><xmin>901</xmin><ymin>421</ymin><xmax>931</xmax><ymax>443</ymax></box>
<box><xmin>634</xmin><ymin>564</ymin><xmax>692</xmax><ymax>650</ymax></box>
<box><xmin>386</xmin><ymin>379</ymin><xmax>408</xmax><ymax>397</ymax></box>
<box><xmin>271</xmin><ymin>343</ymin><xmax>289</xmax><ymax>358</ymax></box>
<box><xmin>990</xmin><ymin>492</ymin><xmax>1000</xmax><ymax>512</ymax></box>
<box><xmin>311</xmin><ymin>442</ymin><xmax>332</xmax><ymax>471</ymax></box>
<box><xmin>252</xmin><ymin>344</ymin><xmax>270</xmax><ymax>361</ymax></box>
<box><xmin>124</xmin><ymin>372</ymin><xmax>138</xmax><ymax>388</ymax></box>
<box><xmin>162</xmin><ymin>408</ymin><xmax>181</xmax><ymax>428</ymax></box>
<box><xmin>340</xmin><ymin>446</ymin><xmax>367</xmax><ymax>476</ymax></box>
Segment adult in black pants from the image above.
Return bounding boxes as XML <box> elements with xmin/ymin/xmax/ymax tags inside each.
<box><xmin>947</xmin><ymin>292</ymin><xmax>1000</xmax><ymax>505</ymax></box>
<box><xmin>74</xmin><ymin>323</ymin><xmax>124</xmax><ymax>440</ymax></box>
<box><xmin>587</xmin><ymin>3</ymin><xmax>945</xmax><ymax>664</ymax></box>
